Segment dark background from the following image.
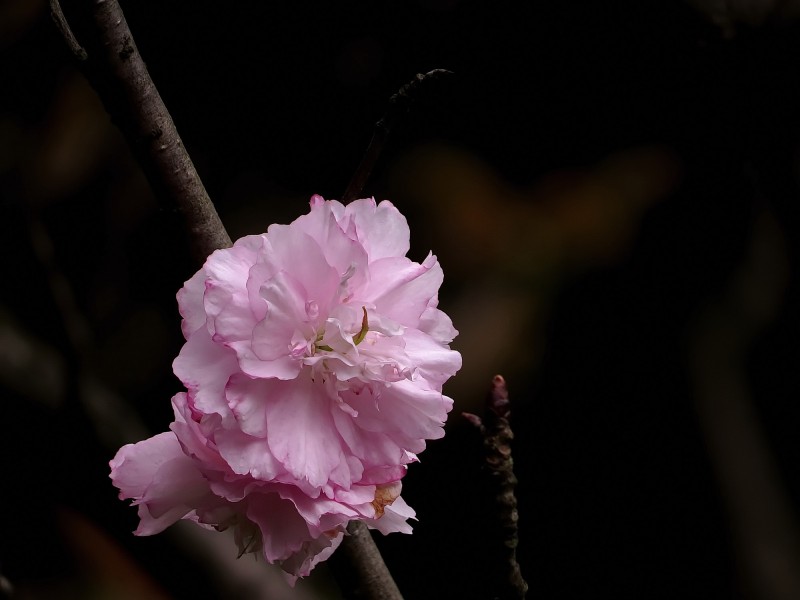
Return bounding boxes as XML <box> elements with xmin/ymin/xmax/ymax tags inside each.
<box><xmin>3</xmin><ymin>0</ymin><xmax>800</xmax><ymax>598</ymax></box>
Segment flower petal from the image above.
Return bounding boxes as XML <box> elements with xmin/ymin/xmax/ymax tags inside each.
<box><xmin>361</xmin><ymin>254</ymin><xmax>443</xmax><ymax>326</ymax></box>
<box><xmin>109</xmin><ymin>432</ymin><xmax>211</xmax><ymax>536</ymax></box>
<box><xmin>346</xmin><ymin>199</ymin><xmax>410</xmax><ymax>261</ymax></box>
<box><xmin>264</xmin><ymin>376</ymin><xmax>352</xmax><ymax>489</ymax></box>
<box><xmin>173</xmin><ymin>331</ymin><xmax>239</xmax><ymax>426</ymax></box>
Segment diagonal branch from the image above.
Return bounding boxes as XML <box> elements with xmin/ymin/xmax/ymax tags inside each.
<box><xmin>331</xmin><ymin>521</ymin><xmax>404</xmax><ymax>600</ymax></box>
<box><xmin>49</xmin><ymin>0</ymin><xmax>87</xmax><ymax>61</ymax></box>
<box><xmin>50</xmin><ymin>0</ymin><xmax>230</xmax><ymax>264</ymax></box>
<box><xmin>50</xmin><ymin>3</ymin><xmax>403</xmax><ymax>598</ymax></box>
<box><xmin>342</xmin><ymin>69</ymin><xmax>453</xmax><ymax>203</ymax></box>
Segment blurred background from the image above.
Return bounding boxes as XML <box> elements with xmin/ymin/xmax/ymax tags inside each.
<box><xmin>3</xmin><ymin>0</ymin><xmax>800</xmax><ymax>598</ymax></box>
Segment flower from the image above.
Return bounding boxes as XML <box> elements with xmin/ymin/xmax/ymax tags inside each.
<box><xmin>110</xmin><ymin>196</ymin><xmax>461</xmax><ymax>579</ymax></box>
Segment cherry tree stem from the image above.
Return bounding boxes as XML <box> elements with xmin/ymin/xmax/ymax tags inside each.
<box><xmin>463</xmin><ymin>375</ymin><xmax>528</xmax><ymax>599</ymax></box>
<box><xmin>331</xmin><ymin>521</ymin><xmax>404</xmax><ymax>600</ymax></box>
<box><xmin>341</xmin><ymin>69</ymin><xmax>453</xmax><ymax>203</ymax></box>
<box><xmin>50</xmin><ymin>2</ymin><xmax>404</xmax><ymax>598</ymax></box>
<box><xmin>50</xmin><ymin>0</ymin><xmax>230</xmax><ymax>264</ymax></box>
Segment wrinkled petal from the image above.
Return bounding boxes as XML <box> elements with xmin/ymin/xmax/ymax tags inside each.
<box><xmin>419</xmin><ymin>305</ymin><xmax>459</xmax><ymax>345</ymax></box>
<box><xmin>361</xmin><ymin>254</ymin><xmax>443</xmax><ymax>326</ymax></box>
<box><xmin>346</xmin><ymin>198</ymin><xmax>411</xmax><ymax>261</ymax></box>
<box><xmin>202</xmin><ymin>239</ymin><xmax>263</xmax><ymax>340</ymax></box>
<box><xmin>109</xmin><ymin>432</ymin><xmax>211</xmax><ymax>536</ymax></box>
<box><xmin>401</xmin><ymin>328</ymin><xmax>462</xmax><ymax>389</ymax></box>
<box><xmin>215</xmin><ymin>428</ymin><xmax>283</xmax><ymax>482</ymax></box>
<box><xmin>365</xmin><ymin>494</ymin><xmax>416</xmax><ymax>535</ymax></box>
<box><xmin>177</xmin><ymin>268</ymin><xmax>207</xmax><ymax>339</ymax></box>
<box><xmin>294</xmin><ymin>198</ymin><xmax>370</xmax><ymax>292</ymax></box>
<box><xmin>264</xmin><ymin>375</ymin><xmax>355</xmax><ymax>489</ymax></box>
<box><xmin>173</xmin><ymin>332</ymin><xmax>239</xmax><ymax>426</ymax></box>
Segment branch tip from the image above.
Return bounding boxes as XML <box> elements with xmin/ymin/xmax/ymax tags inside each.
<box><xmin>462</xmin><ymin>411</ymin><xmax>484</xmax><ymax>429</ymax></box>
<box><xmin>474</xmin><ymin>375</ymin><xmax>528</xmax><ymax>599</ymax></box>
<box><xmin>49</xmin><ymin>0</ymin><xmax>88</xmax><ymax>61</ymax></box>
<box><xmin>342</xmin><ymin>68</ymin><xmax>454</xmax><ymax>203</ymax></box>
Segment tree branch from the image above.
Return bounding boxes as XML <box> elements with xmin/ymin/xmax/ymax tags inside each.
<box><xmin>50</xmin><ymin>0</ymin><xmax>231</xmax><ymax>264</ymax></box>
<box><xmin>463</xmin><ymin>375</ymin><xmax>528</xmax><ymax>600</ymax></box>
<box><xmin>331</xmin><ymin>521</ymin><xmax>404</xmax><ymax>600</ymax></box>
<box><xmin>342</xmin><ymin>69</ymin><xmax>453</xmax><ymax>203</ymax></box>
<box><xmin>49</xmin><ymin>0</ymin><xmax>87</xmax><ymax>61</ymax></box>
<box><xmin>50</xmin><ymin>3</ymin><xmax>406</xmax><ymax>598</ymax></box>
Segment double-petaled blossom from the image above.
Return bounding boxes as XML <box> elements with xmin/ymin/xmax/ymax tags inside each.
<box><xmin>110</xmin><ymin>196</ymin><xmax>461</xmax><ymax>579</ymax></box>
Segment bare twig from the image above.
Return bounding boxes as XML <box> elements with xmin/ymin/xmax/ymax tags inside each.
<box><xmin>333</xmin><ymin>68</ymin><xmax>457</xmax><ymax>599</ymax></box>
<box><xmin>342</xmin><ymin>69</ymin><xmax>453</xmax><ymax>203</ymax></box>
<box><xmin>463</xmin><ymin>375</ymin><xmax>528</xmax><ymax>600</ymax></box>
<box><xmin>49</xmin><ymin>0</ymin><xmax>231</xmax><ymax>264</ymax></box>
<box><xmin>49</xmin><ymin>0</ymin><xmax>87</xmax><ymax>61</ymax></box>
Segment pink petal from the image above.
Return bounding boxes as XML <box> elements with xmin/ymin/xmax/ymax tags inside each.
<box><xmin>277</xmin><ymin>485</ymin><xmax>361</xmax><ymax>530</ymax></box>
<box><xmin>361</xmin><ymin>254</ymin><xmax>443</xmax><ymax>326</ymax></box>
<box><xmin>364</xmin><ymin>494</ymin><xmax>416</xmax><ymax>535</ymax></box>
<box><xmin>202</xmin><ymin>240</ymin><xmax>264</xmax><ymax>342</ymax></box>
<box><xmin>109</xmin><ymin>432</ymin><xmax>211</xmax><ymax>536</ymax></box>
<box><xmin>246</xmin><ymin>492</ymin><xmax>311</xmax><ymax>563</ymax></box>
<box><xmin>331</xmin><ymin>403</ymin><xmax>410</xmax><ymax>481</ymax></box>
<box><xmin>418</xmin><ymin>305</ymin><xmax>459</xmax><ymax>344</ymax></box>
<box><xmin>251</xmin><ymin>270</ymin><xmax>311</xmax><ymax>362</ymax></box>
<box><xmin>280</xmin><ymin>530</ymin><xmax>344</xmax><ymax>582</ymax></box>
<box><xmin>169</xmin><ymin>393</ymin><xmax>229</xmax><ymax>469</ymax></box>
<box><xmin>346</xmin><ymin>199</ymin><xmax>410</xmax><ymax>261</ymax></box>
<box><xmin>400</xmin><ymin>328</ymin><xmax>462</xmax><ymax>389</ymax></box>
<box><xmin>263</xmin><ymin>224</ymin><xmax>340</xmax><ymax>311</ymax></box>
<box><xmin>264</xmin><ymin>376</ymin><xmax>351</xmax><ymax>489</ymax></box>
<box><xmin>215</xmin><ymin>428</ymin><xmax>282</xmax><ymax>481</ymax></box>
<box><xmin>172</xmin><ymin>331</ymin><xmax>239</xmax><ymax>425</ymax></box>
<box><xmin>294</xmin><ymin>199</ymin><xmax>369</xmax><ymax>291</ymax></box>
<box><xmin>177</xmin><ymin>268</ymin><xmax>207</xmax><ymax>339</ymax></box>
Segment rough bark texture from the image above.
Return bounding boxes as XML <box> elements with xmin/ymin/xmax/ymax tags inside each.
<box><xmin>53</xmin><ymin>0</ymin><xmax>231</xmax><ymax>264</ymax></box>
<box><xmin>464</xmin><ymin>376</ymin><xmax>528</xmax><ymax>600</ymax></box>
<box><xmin>330</xmin><ymin>521</ymin><xmax>404</xmax><ymax>600</ymax></box>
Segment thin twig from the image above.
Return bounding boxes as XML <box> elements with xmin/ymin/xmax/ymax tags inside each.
<box><xmin>341</xmin><ymin>69</ymin><xmax>453</xmax><ymax>203</ymax></box>
<box><xmin>463</xmin><ymin>375</ymin><xmax>528</xmax><ymax>600</ymax></box>
<box><xmin>49</xmin><ymin>0</ymin><xmax>231</xmax><ymax>264</ymax></box>
<box><xmin>334</xmin><ymin>68</ymin><xmax>456</xmax><ymax>599</ymax></box>
<box><xmin>49</xmin><ymin>0</ymin><xmax>87</xmax><ymax>61</ymax></box>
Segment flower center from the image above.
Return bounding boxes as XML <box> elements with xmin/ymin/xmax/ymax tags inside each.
<box><xmin>312</xmin><ymin>306</ymin><xmax>369</xmax><ymax>354</ymax></box>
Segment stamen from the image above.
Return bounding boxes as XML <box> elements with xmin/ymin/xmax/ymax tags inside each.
<box><xmin>314</xmin><ymin>331</ymin><xmax>333</xmax><ymax>352</ymax></box>
<box><xmin>353</xmin><ymin>307</ymin><xmax>369</xmax><ymax>345</ymax></box>
<box><xmin>313</xmin><ymin>307</ymin><xmax>369</xmax><ymax>353</ymax></box>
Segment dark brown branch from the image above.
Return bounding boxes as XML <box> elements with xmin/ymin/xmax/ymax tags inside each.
<box><xmin>49</xmin><ymin>0</ymin><xmax>87</xmax><ymax>61</ymax></box>
<box><xmin>50</xmin><ymin>0</ymin><xmax>231</xmax><ymax>263</ymax></box>
<box><xmin>463</xmin><ymin>375</ymin><xmax>528</xmax><ymax>600</ymax></box>
<box><xmin>342</xmin><ymin>69</ymin><xmax>453</xmax><ymax>203</ymax></box>
<box><xmin>331</xmin><ymin>521</ymin><xmax>404</xmax><ymax>600</ymax></box>
<box><xmin>50</xmin><ymin>3</ymin><xmax>405</xmax><ymax>597</ymax></box>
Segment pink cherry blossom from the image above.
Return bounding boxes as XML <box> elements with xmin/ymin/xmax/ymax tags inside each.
<box><xmin>110</xmin><ymin>196</ymin><xmax>461</xmax><ymax>579</ymax></box>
